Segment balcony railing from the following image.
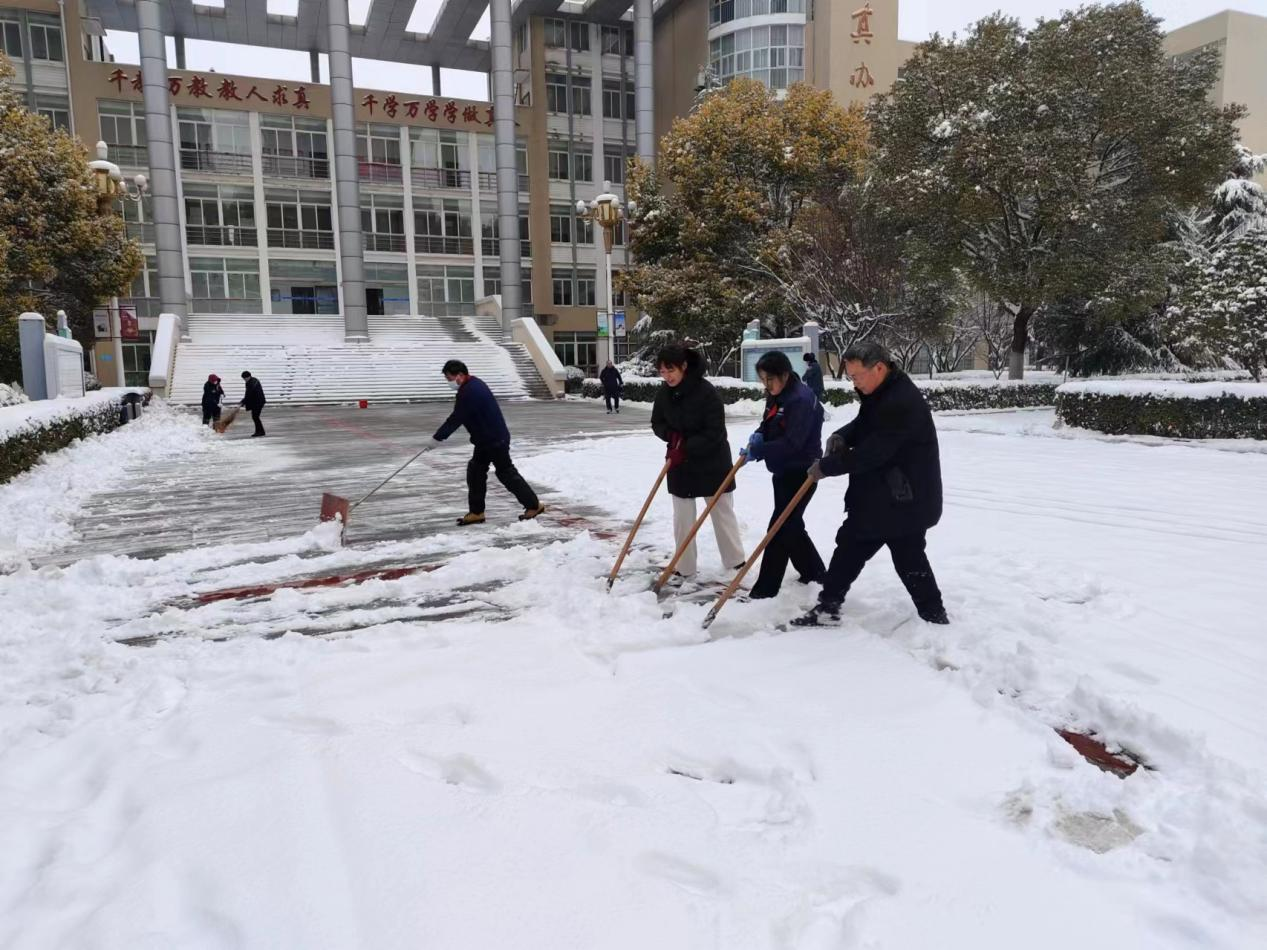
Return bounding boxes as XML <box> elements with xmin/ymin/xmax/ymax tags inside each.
<box><xmin>478</xmin><ymin>171</ymin><xmax>497</xmax><ymax>191</ymax></box>
<box><xmin>358</xmin><ymin>161</ymin><xmax>403</xmax><ymax>184</ymax></box>
<box><xmin>107</xmin><ymin>143</ymin><xmax>149</xmax><ymax>169</ymax></box>
<box><xmin>262</xmin><ymin>153</ymin><xmax>330</xmax><ymax>180</ymax></box>
<box><xmin>125</xmin><ymin>221</ymin><xmax>155</xmax><ymax>243</ymax></box>
<box><xmin>186</xmin><ymin>224</ymin><xmax>258</xmax><ymax>247</ymax></box>
<box><xmin>411</xmin><ymin>166</ymin><xmax>469</xmax><ymax>190</ymax></box>
<box><xmin>364</xmin><ymin>232</ymin><xmax>406</xmax><ymax>253</ymax></box>
<box><xmin>191</xmin><ymin>297</ymin><xmax>264</xmax><ymax>314</ymax></box>
<box><xmin>180</xmin><ymin>148</ymin><xmax>253</xmax><ymax>175</ymax></box>
<box><xmin>481</xmin><ymin>237</ymin><xmax>532</xmax><ymax>257</ymax></box>
<box><xmin>266</xmin><ymin>228</ymin><xmax>336</xmax><ymax>250</ymax></box>
<box><xmin>415</xmin><ymin>234</ymin><xmax>474</xmax><ymax>255</ymax></box>
<box><xmin>519</xmin><ymin>173</ymin><xmax>531</xmax><ymax>192</ymax></box>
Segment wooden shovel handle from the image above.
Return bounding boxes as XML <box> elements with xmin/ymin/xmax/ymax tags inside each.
<box><xmin>607</xmin><ymin>460</ymin><xmax>672</xmax><ymax>591</ymax></box>
<box><xmin>702</xmin><ymin>475</ymin><xmax>816</xmax><ymax>629</ymax></box>
<box><xmin>653</xmin><ymin>453</ymin><xmax>747</xmax><ymax>593</ymax></box>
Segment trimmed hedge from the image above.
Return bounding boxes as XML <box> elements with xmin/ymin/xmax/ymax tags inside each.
<box><xmin>1056</xmin><ymin>386</ymin><xmax>1267</xmax><ymax>440</ymax></box>
<box><xmin>581</xmin><ymin>378</ymin><xmax>1058</xmax><ymax>412</ymax></box>
<box><xmin>1</xmin><ymin>394</ymin><xmax>144</xmax><ymax>484</ymax></box>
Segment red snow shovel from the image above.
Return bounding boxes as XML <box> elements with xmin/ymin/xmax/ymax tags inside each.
<box><xmin>320</xmin><ymin>442</ymin><xmax>436</xmax><ymax>542</ymax></box>
<box><xmin>701</xmin><ymin>474</ymin><xmax>817</xmax><ymax>630</ymax></box>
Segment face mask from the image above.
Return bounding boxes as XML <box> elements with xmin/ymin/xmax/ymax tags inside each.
<box><xmin>447</xmin><ymin>380</ymin><xmax>460</xmax><ymax>392</ymax></box>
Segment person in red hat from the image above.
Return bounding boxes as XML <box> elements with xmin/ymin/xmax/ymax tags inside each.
<box><xmin>201</xmin><ymin>374</ymin><xmax>225</xmax><ymax>426</ymax></box>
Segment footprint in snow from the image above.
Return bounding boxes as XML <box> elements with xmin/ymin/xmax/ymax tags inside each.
<box><xmin>396</xmin><ymin>750</ymin><xmax>503</xmax><ymax>794</ymax></box>
<box><xmin>634</xmin><ymin>851</ymin><xmax>726</xmax><ymax>897</ymax></box>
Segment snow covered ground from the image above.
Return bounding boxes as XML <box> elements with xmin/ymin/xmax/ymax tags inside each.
<box><xmin>1</xmin><ymin>403</ymin><xmax>1264</xmax><ymax>949</ymax></box>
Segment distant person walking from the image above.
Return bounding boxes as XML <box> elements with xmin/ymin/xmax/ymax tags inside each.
<box><xmin>419</xmin><ymin>359</ymin><xmax>545</xmax><ymax>526</ymax></box>
<box><xmin>201</xmin><ymin>374</ymin><xmax>224</xmax><ymax>426</ymax></box>
<box><xmin>600</xmin><ymin>360</ymin><xmax>623</xmax><ymax>414</ymax></box>
<box><xmin>792</xmin><ymin>342</ymin><xmax>948</xmax><ymax>627</ymax></box>
<box><xmin>802</xmin><ymin>352</ymin><xmax>825</xmax><ymax>402</ymax></box>
<box><xmin>239</xmin><ymin>371</ymin><xmax>266</xmax><ymax>437</ymax></box>
<box><xmin>651</xmin><ymin>344</ymin><xmax>746</xmax><ymax>580</ymax></box>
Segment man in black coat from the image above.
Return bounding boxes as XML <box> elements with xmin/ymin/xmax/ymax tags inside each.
<box><xmin>802</xmin><ymin>352</ymin><xmax>825</xmax><ymax>402</ymax></box>
<box><xmin>239</xmin><ymin>371</ymin><xmax>266</xmax><ymax>437</ymax></box>
<box><xmin>792</xmin><ymin>342</ymin><xmax>949</xmax><ymax>626</ymax></box>
<box><xmin>599</xmin><ymin>360</ymin><xmax>623</xmax><ymax>414</ymax></box>
<box><xmin>419</xmin><ymin>359</ymin><xmax>544</xmax><ymax>526</ymax></box>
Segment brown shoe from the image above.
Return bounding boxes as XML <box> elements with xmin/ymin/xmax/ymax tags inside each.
<box><xmin>518</xmin><ymin>504</ymin><xmax>546</xmax><ymax>521</ymax></box>
<box><xmin>456</xmin><ymin>512</ymin><xmax>486</xmax><ymax>526</ymax></box>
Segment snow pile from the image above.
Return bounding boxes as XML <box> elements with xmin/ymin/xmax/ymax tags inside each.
<box><xmin>0</xmin><ymin>387</ymin><xmax>146</xmax><ymax>441</ymax></box>
<box><xmin>0</xmin><ymin>403</ymin><xmax>212</xmax><ymax>571</ymax></box>
<box><xmin>0</xmin><ymin>382</ymin><xmax>29</xmax><ymax>407</ymax></box>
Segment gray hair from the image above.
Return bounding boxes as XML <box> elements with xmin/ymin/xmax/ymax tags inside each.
<box><xmin>842</xmin><ymin>341</ymin><xmax>893</xmax><ymax>369</ymax></box>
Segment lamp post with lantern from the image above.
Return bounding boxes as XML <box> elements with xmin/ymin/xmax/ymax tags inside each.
<box><xmin>87</xmin><ymin>141</ymin><xmax>148</xmax><ymax>384</ymax></box>
<box><xmin>576</xmin><ymin>181</ymin><xmax>632</xmax><ymax>369</ymax></box>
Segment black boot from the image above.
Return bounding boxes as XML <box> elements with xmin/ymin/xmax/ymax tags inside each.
<box><xmin>789</xmin><ymin>602</ymin><xmax>841</xmax><ymax>627</ymax></box>
<box><xmin>920</xmin><ymin>608</ymin><xmax>950</xmax><ymax>625</ymax></box>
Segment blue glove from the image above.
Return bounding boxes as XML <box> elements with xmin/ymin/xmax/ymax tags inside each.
<box><xmin>745</xmin><ymin>431</ymin><xmax>765</xmax><ymax>461</ymax></box>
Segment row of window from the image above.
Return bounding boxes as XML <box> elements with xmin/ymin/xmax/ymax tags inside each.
<box><xmin>541</xmin><ymin>19</ymin><xmax>634</xmax><ymax>57</ymax></box>
<box><xmin>710</xmin><ymin>24</ymin><xmax>806</xmax><ymax>91</ymax></box>
<box><xmin>545</xmin><ymin>74</ymin><xmax>637</xmax><ymax>120</ymax></box>
<box><xmin>0</xmin><ymin>13</ymin><xmax>63</xmax><ymax>63</ymax></box>
<box><xmin>709</xmin><ymin>0</ymin><xmax>806</xmax><ymax>27</ymax></box>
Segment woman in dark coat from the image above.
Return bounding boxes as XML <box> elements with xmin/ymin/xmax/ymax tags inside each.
<box><xmin>743</xmin><ymin>351</ymin><xmax>826</xmax><ymax>598</ymax></box>
<box><xmin>599</xmin><ymin>360</ymin><xmax>623</xmax><ymax>414</ymax></box>
<box><xmin>201</xmin><ymin>374</ymin><xmax>225</xmax><ymax>426</ymax></box>
<box><xmin>650</xmin><ymin>344</ymin><xmax>746</xmax><ymax>579</ymax></box>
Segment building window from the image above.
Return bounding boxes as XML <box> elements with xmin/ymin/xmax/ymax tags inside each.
<box><xmin>576</xmin><ymin>268</ymin><xmax>597</xmax><ymax>307</ymax></box>
<box><xmin>544</xmin><ymin>18</ymin><xmax>589</xmax><ymax>52</ymax></box>
<box><xmin>552</xmin><ymin>267</ymin><xmax>574</xmax><ymax>306</ymax></box>
<box><xmin>414</xmin><ymin>198</ymin><xmax>473</xmax><ymax>254</ymax></box>
<box><xmin>35</xmin><ymin>95</ymin><xmax>70</xmax><ymax>132</ymax></box>
<box><xmin>27</xmin><ymin>20</ymin><xmax>63</xmax><ymax>62</ymax></box>
<box><xmin>600</xmin><ymin>25</ymin><xmax>633</xmax><ymax>57</ymax></box>
<box><xmin>602</xmin><ymin>79</ymin><xmax>635</xmax><ymax>120</ymax></box>
<box><xmin>262</xmin><ymin>115</ymin><xmax>329</xmax><ymax>178</ymax></box>
<box><xmin>711</xmin><ymin>0</ymin><xmax>805</xmax><ymax>24</ymax></box>
<box><xmin>604</xmin><ymin>144</ymin><xmax>634</xmax><ymax>184</ymax></box>
<box><xmin>360</xmin><ymin>193</ymin><xmax>406</xmax><ymax>252</ymax></box>
<box><xmin>178</xmin><ymin>108</ymin><xmax>252</xmax><ymax>172</ymax></box>
<box><xmin>417</xmin><ymin>264</ymin><xmax>475</xmax><ymax>315</ymax></box>
<box><xmin>543</xmin><ymin>17</ymin><xmax>567</xmax><ymax>48</ymax></box>
<box><xmin>190</xmin><ymin>257</ymin><xmax>262</xmax><ymax>312</ymax></box>
<box><xmin>549</xmin><ymin>206</ymin><xmax>573</xmax><ymax>244</ymax></box>
<box><xmin>553</xmin><ymin>331</ymin><xmax>597</xmax><ymax>373</ymax></box>
<box><xmin>545</xmin><ymin>72</ymin><xmax>591</xmax><ymax>116</ymax></box>
<box><xmin>515</xmin><ymin>22</ymin><xmax>529</xmax><ymax>55</ymax></box>
<box><xmin>576</xmin><ymin>213</ymin><xmax>594</xmax><ymax>246</ymax></box>
<box><xmin>269</xmin><ymin>259</ymin><xmax>339</xmax><ymax>314</ymax></box>
<box><xmin>99</xmin><ymin>101</ymin><xmax>147</xmax><ymax>150</ymax></box>
<box><xmin>711</xmin><ymin>24</ymin><xmax>805</xmax><ymax>91</ymax></box>
<box><xmin>547</xmin><ymin>146</ymin><xmax>592</xmax><ymax>182</ymax></box>
<box><xmin>265</xmin><ymin>189</ymin><xmax>334</xmax><ymax>249</ymax></box>
<box><xmin>185</xmin><ymin>184</ymin><xmax>257</xmax><ymax>247</ymax></box>
<box><xmin>1</xmin><ymin>19</ymin><xmax>22</xmax><ymax>59</ymax></box>
<box><xmin>121</xmin><ymin>330</ymin><xmax>155</xmax><ymax>387</ymax></box>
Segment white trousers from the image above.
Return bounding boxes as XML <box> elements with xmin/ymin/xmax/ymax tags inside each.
<box><xmin>671</xmin><ymin>493</ymin><xmax>746</xmax><ymax>577</ymax></box>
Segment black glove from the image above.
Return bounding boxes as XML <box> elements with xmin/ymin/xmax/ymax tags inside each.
<box><xmin>825</xmin><ymin>432</ymin><xmax>845</xmax><ymax>455</ymax></box>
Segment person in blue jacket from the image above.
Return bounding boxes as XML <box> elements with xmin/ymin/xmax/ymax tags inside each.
<box><xmin>419</xmin><ymin>359</ymin><xmax>545</xmax><ymax>526</ymax></box>
<box><xmin>743</xmin><ymin>351</ymin><xmax>827</xmax><ymax>599</ymax></box>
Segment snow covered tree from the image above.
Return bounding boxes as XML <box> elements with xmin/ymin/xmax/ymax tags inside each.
<box><xmin>0</xmin><ymin>56</ymin><xmax>142</xmax><ymax>384</ymax></box>
<box><xmin>1175</xmin><ymin>237</ymin><xmax>1267</xmax><ymax>380</ymax></box>
<box><xmin>624</xmin><ymin>79</ymin><xmax>868</xmax><ymax>362</ymax></box>
<box><xmin>869</xmin><ymin>3</ymin><xmax>1242</xmax><ymax>378</ymax></box>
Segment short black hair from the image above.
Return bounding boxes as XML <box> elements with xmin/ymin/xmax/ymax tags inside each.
<box><xmin>241</xmin><ymin>371</ymin><xmax>251</xmax><ymax>379</ymax></box>
<box><xmin>655</xmin><ymin>343</ymin><xmax>690</xmax><ymax>369</ymax></box>
<box><xmin>842</xmin><ymin>341</ymin><xmax>893</xmax><ymax>369</ymax></box>
<box><xmin>755</xmin><ymin>351</ymin><xmax>794</xmax><ymax>379</ymax></box>
<box><xmin>442</xmin><ymin>359</ymin><xmax>469</xmax><ymax>376</ymax></box>
<box><xmin>803</xmin><ymin>352</ymin><xmax>816</xmax><ymax>363</ymax></box>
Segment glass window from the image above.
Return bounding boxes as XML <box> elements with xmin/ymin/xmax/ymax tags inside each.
<box><xmin>1</xmin><ymin>20</ymin><xmax>22</xmax><ymax>59</ymax></box>
<box><xmin>543</xmin><ymin>18</ymin><xmax>566</xmax><ymax>48</ymax></box>
<box><xmin>576</xmin><ymin>269</ymin><xmax>597</xmax><ymax>307</ymax></box>
<box><xmin>570</xmin><ymin>21</ymin><xmax>590</xmax><ymax>52</ymax></box>
<box><xmin>28</xmin><ymin>21</ymin><xmax>63</xmax><ymax>62</ymax></box>
<box><xmin>549</xmin><ymin>206</ymin><xmax>572</xmax><ymax>244</ymax></box>
<box><xmin>604</xmin><ymin>144</ymin><xmax>633</xmax><ymax>185</ymax></box>
<box><xmin>552</xmin><ymin>268</ymin><xmax>574</xmax><ymax>306</ymax></box>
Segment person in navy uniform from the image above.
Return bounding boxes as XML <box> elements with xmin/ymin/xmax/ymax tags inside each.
<box><xmin>420</xmin><ymin>359</ymin><xmax>545</xmax><ymax>526</ymax></box>
<box><xmin>743</xmin><ymin>351</ymin><xmax>826</xmax><ymax>599</ymax></box>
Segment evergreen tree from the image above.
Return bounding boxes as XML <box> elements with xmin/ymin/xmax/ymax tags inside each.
<box><xmin>0</xmin><ymin>56</ymin><xmax>142</xmax><ymax>384</ymax></box>
<box><xmin>868</xmin><ymin>2</ymin><xmax>1242</xmax><ymax>378</ymax></box>
<box><xmin>1175</xmin><ymin>237</ymin><xmax>1267</xmax><ymax>381</ymax></box>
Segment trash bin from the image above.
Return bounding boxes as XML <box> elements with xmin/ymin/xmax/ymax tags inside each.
<box><xmin>120</xmin><ymin>391</ymin><xmax>143</xmax><ymax>424</ymax></box>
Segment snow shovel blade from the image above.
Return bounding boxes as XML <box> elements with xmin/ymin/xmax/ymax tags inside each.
<box><xmin>320</xmin><ymin>492</ymin><xmax>350</xmax><ymax>525</ymax></box>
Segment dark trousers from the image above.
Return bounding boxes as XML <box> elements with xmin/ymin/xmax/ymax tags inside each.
<box><xmin>202</xmin><ymin>408</ymin><xmax>220</xmax><ymax>426</ymax></box>
<box><xmin>751</xmin><ymin>469</ymin><xmax>825</xmax><ymax>597</ymax></box>
<box><xmin>604</xmin><ymin>391</ymin><xmax>620</xmax><ymax>411</ymax></box>
<box><xmin>250</xmin><ymin>408</ymin><xmax>265</xmax><ymax>436</ymax></box>
<box><xmin>819</xmin><ymin>521</ymin><xmax>944</xmax><ymax>618</ymax></box>
<box><xmin>467</xmin><ymin>444</ymin><xmax>539</xmax><ymax>514</ymax></box>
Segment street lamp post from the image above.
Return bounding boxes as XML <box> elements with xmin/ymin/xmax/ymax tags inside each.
<box><xmin>87</xmin><ymin>141</ymin><xmax>148</xmax><ymax>385</ymax></box>
<box><xmin>576</xmin><ymin>181</ymin><xmax>632</xmax><ymax>370</ymax></box>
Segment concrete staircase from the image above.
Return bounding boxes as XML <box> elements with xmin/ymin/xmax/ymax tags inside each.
<box><xmin>167</xmin><ymin>314</ymin><xmax>550</xmax><ymax>405</ymax></box>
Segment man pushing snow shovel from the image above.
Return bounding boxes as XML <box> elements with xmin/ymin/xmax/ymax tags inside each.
<box><xmin>418</xmin><ymin>359</ymin><xmax>546</xmax><ymax>526</ymax></box>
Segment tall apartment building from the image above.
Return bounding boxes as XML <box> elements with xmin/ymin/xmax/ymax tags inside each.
<box><xmin>2</xmin><ymin>1</ymin><xmax>1263</xmax><ymax>389</ymax></box>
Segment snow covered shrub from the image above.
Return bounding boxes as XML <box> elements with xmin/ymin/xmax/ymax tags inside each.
<box><xmin>1055</xmin><ymin>381</ymin><xmax>1267</xmax><ymax>439</ymax></box>
<box><xmin>920</xmin><ymin>381</ymin><xmax>1060</xmax><ymax>412</ymax></box>
<box><xmin>0</xmin><ymin>392</ymin><xmax>148</xmax><ymax>483</ymax></box>
<box><xmin>0</xmin><ymin>382</ymin><xmax>28</xmax><ymax>407</ymax></box>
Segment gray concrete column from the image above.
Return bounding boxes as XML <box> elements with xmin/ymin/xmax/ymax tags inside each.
<box><xmin>431</xmin><ymin>64</ymin><xmax>442</xmax><ymax>96</ymax></box>
<box><xmin>310</xmin><ymin>49</ymin><xmax>321</xmax><ymax>83</ymax></box>
<box><xmin>174</xmin><ymin>34</ymin><xmax>186</xmax><ymax>69</ymax></box>
<box><xmin>327</xmin><ymin>0</ymin><xmax>369</xmax><ymax>342</ymax></box>
<box><xmin>136</xmin><ymin>0</ymin><xmax>187</xmax><ymax>318</ymax></box>
<box><xmin>490</xmin><ymin>0</ymin><xmax>521</xmax><ymax>337</ymax></box>
<box><xmin>634</xmin><ymin>0</ymin><xmax>654</xmax><ymax>166</ymax></box>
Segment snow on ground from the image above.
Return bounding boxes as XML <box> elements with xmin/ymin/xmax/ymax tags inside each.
<box><xmin>1</xmin><ymin>404</ymin><xmax>1265</xmax><ymax>948</ymax></box>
